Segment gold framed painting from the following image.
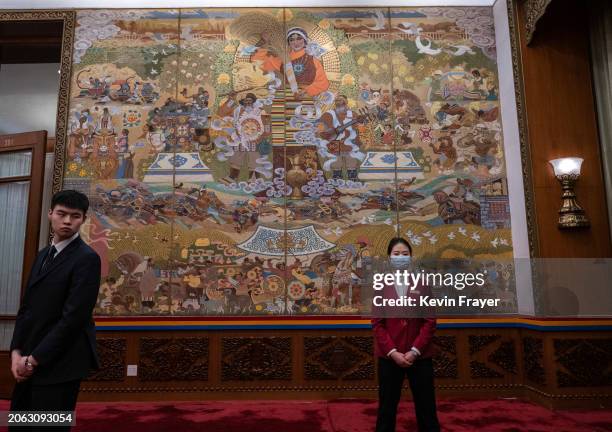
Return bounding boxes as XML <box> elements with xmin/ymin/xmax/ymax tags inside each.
<box><xmin>2</xmin><ymin>1</ymin><xmax>537</xmax><ymax>318</ymax></box>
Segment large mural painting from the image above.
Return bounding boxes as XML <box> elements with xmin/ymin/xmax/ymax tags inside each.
<box><xmin>63</xmin><ymin>7</ymin><xmax>514</xmax><ymax>316</ymax></box>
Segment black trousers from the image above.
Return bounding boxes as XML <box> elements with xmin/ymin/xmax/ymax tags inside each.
<box><xmin>376</xmin><ymin>357</ymin><xmax>440</xmax><ymax>432</ymax></box>
<box><xmin>9</xmin><ymin>379</ymin><xmax>81</xmax><ymax>432</ymax></box>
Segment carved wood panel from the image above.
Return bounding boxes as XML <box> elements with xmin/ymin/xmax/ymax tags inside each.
<box><xmin>221</xmin><ymin>337</ymin><xmax>291</xmax><ymax>381</ymax></box>
<box><xmin>304</xmin><ymin>336</ymin><xmax>374</xmax><ymax>381</ymax></box>
<box><xmin>523</xmin><ymin>336</ymin><xmax>545</xmax><ymax>385</ymax></box>
<box><xmin>86</xmin><ymin>338</ymin><xmax>126</xmax><ymax>382</ymax></box>
<box><xmin>469</xmin><ymin>334</ymin><xmax>517</xmax><ymax>379</ymax></box>
<box><xmin>554</xmin><ymin>338</ymin><xmax>612</xmax><ymax>387</ymax></box>
<box><xmin>139</xmin><ymin>337</ymin><xmax>209</xmax><ymax>381</ymax></box>
<box><xmin>432</xmin><ymin>335</ymin><xmax>458</xmax><ymax>379</ymax></box>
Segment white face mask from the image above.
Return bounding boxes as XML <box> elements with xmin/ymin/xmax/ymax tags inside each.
<box><xmin>389</xmin><ymin>255</ymin><xmax>412</xmax><ymax>268</ymax></box>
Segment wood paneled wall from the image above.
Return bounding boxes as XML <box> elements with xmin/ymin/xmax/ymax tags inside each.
<box><xmin>3</xmin><ymin>327</ymin><xmax>609</xmax><ymax>409</ymax></box>
<box><xmin>517</xmin><ymin>0</ymin><xmax>612</xmax><ymax>257</ymax></box>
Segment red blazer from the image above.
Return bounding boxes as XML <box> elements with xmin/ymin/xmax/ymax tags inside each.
<box><xmin>371</xmin><ymin>283</ymin><xmax>436</xmax><ymax>358</ymax></box>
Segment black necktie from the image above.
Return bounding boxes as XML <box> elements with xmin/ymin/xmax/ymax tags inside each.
<box><xmin>39</xmin><ymin>245</ymin><xmax>57</xmax><ymax>274</ymax></box>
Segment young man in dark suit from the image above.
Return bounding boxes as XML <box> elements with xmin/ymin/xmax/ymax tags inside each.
<box><xmin>9</xmin><ymin>189</ymin><xmax>101</xmax><ymax>428</ymax></box>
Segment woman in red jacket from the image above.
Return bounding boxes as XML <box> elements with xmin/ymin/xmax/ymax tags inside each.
<box><xmin>372</xmin><ymin>237</ymin><xmax>440</xmax><ymax>432</ymax></box>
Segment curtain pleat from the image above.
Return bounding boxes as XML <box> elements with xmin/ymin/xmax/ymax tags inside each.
<box><xmin>0</xmin><ymin>181</ymin><xmax>30</xmax><ymax>315</ymax></box>
<box><xmin>589</xmin><ymin>1</ymin><xmax>612</xmax><ymax>245</ymax></box>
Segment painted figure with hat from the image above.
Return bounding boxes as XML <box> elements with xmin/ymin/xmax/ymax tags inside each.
<box><xmin>218</xmin><ymin>92</ymin><xmax>272</xmax><ymax>183</ymax></box>
<box><xmin>251</xmin><ymin>26</ymin><xmax>330</xmax><ymax>100</ymax></box>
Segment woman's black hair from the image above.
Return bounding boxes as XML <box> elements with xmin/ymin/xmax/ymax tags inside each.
<box><xmin>387</xmin><ymin>237</ymin><xmax>412</xmax><ymax>256</ymax></box>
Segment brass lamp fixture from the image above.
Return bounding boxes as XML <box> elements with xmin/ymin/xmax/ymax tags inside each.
<box><xmin>548</xmin><ymin>157</ymin><xmax>590</xmax><ymax>229</ymax></box>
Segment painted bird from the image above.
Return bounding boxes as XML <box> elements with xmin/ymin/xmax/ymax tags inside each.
<box><xmin>415</xmin><ymin>36</ymin><xmax>442</xmax><ymax>55</ymax></box>
<box><xmin>366</xmin><ymin>10</ymin><xmax>387</xmax><ymax>31</ymax></box>
<box><xmin>446</xmin><ymin>45</ymin><xmax>475</xmax><ymax>56</ymax></box>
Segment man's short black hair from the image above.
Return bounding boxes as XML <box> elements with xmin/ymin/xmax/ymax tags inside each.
<box><xmin>51</xmin><ymin>190</ymin><xmax>89</xmax><ymax>215</ymax></box>
<box><xmin>387</xmin><ymin>237</ymin><xmax>413</xmax><ymax>256</ymax></box>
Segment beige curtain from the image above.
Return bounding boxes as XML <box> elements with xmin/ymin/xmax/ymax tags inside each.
<box><xmin>589</xmin><ymin>0</ymin><xmax>612</xmax><ymax>245</ymax></box>
<box><xmin>0</xmin><ymin>184</ymin><xmax>29</xmax><ymax>314</ymax></box>
<box><xmin>0</xmin><ymin>151</ymin><xmax>31</xmax><ymax>315</ymax></box>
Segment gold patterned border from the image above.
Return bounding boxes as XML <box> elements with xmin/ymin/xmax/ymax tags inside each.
<box><xmin>0</xmin><ymin>10</ymin><xmax>75</xmax><ymax>195</ymax></box>
<box><xmin>80</xmin><ymin>383</ymin><xmax>525</xmax><ymax>393</ymax></box>
<box><xmin>507</xmin><ymin>0</ymin><xmax>539</xmax><ymax>258</ymax></box>
<box><xmin>525</xmin><ymin>0</ymin><xmax>554</xmax><ymax>45</ymax></box>
<box><xmin>80</xmin><ymin>383</ymin><xmax>612</xmax><ymax>398</ymax></box>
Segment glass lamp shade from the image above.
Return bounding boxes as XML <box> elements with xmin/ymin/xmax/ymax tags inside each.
<box><xmin>549</xmin><ymin>157</ymin><xmax>583</xmax><ymax>176</ymax></box>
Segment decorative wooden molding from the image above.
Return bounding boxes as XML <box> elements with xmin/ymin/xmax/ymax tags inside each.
<box><xmin>80</xmin><ymin>383</ymin><xmax>612</xmax><ymax>400</ymax></box>
<box><xmin>73</xmin><ymin>330</ymin><xmax>612</xmax><ymax>407</ymax></box>
<box><xmin>79</xmin><ymin>382</ymin><xmax>525</xmax><ymax>393</ymax></box>
<box><xmin>0</xmin><ymin>137</ymin><xmax>15</xmax><ymax>148</ymax></box>
<box><xmin>54</xmin><ymin>12</ymin><xmax>75</xmax><ymax>195</ymax></box>
<box><xmin>525</xmin><ymin>0</ymin><xmax>555</xmax><ymax>44</ymax></box>
<box><xmin>524</xmin><ymin>384</ymin><xmax>612</xmax><ymax>400</ymax></box>
<box><xmin>507</xmin><ymin>0</ymin><xmax>540</xmax><ymax>258</ymax></box>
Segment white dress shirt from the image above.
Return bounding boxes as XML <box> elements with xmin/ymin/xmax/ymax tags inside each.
<box><xmin>52</xmin><ymin>232</ymin><xmax>80</xmax><ymax>256</ymax></box>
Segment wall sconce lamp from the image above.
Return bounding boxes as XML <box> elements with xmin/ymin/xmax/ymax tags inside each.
<box><xmin>548</xmin><ymin>157</ymin><xmax>590</xmax><ymax>229</ymax></box>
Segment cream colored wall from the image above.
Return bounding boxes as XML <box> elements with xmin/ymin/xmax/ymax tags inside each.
<box><xmin>0</xmin><ymin>63</ymin><xmax>60</xmax><ymax>136</ymax></box>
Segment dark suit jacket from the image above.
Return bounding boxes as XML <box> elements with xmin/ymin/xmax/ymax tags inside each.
<box><xmin>372</xmin><ymin>283</ymin><xmax>436</xmax><ymax>359</ymax></box>
<box><xmin>10</xmin><ymin>236</ymin><xmax>101</xmax><ymax>385</ymax></box>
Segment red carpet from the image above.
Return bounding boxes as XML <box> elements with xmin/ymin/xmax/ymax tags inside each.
<box><xmin>1</xmin><ymin>398</ymin><xmax>611</xmax><ymax>431</ymax></box>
